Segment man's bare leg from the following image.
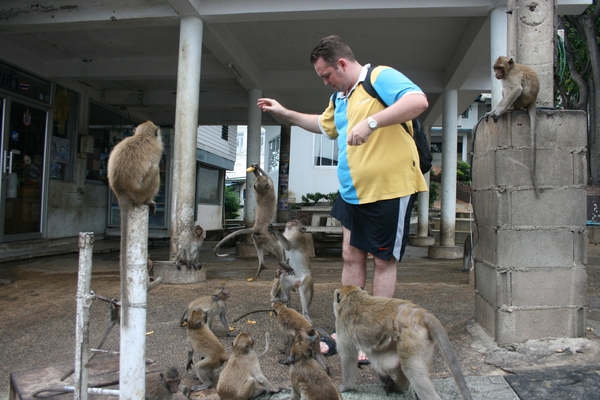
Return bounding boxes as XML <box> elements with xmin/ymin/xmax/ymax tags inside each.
<box><xmin>373</xmin><ymin>256</ymin><xmax>397</xmax><ymax>298</ymax></box>
<box><xmin>340</xmin><ymin>226</ymin><xmax>367</xmax><ymax>287</ymax></box>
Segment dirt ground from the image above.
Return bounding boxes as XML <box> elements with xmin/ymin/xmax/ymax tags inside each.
<box><xmin>1</xmin><ymin>239</ymin><xmax>599</xmax><ymax>399</ymax></box>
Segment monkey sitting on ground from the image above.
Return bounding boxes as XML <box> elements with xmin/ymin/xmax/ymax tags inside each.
<box><xmin>271</xmin><ymin>302</ymin><xmax>330</xmax><ymax>375</ymax></box>
<box><xmin>287</xmin><ymin>332</ymin><xmax>342</xmax><ymax>400</ymax></box>
<box><xmin>145</xmin><ymin>367</ymin><xmax>182</xmax><ymax>400</ymax></box>
<box><xmin>216</xmin><ymin>332</ymin><xmax>280</xmax><ymax>399</ymax></box>
<box><xmin>213</xmin><ymin>164</ymin><xmax>292</xmax><ymax>278</ymax></box>
<box><xmin>179</xmin><ymin>287</ymin><xmax>235</xmax><ymax>337</ymax></box>
<box><xmin>173</xmin><ymin>224</ymin><xmax>204</xmax><ymax>270</ymax></box>
<box><xmin>108</xmin><ymin>120</ymin><xmax>163</xmax><ymax>214</ymax></box>
<box><xmin>485</xmin><ymin>56</ymin><xmax>540</xmax><ymax>197</ymax></box>
<box><xmin>333</xmin><ymin>286</ymin><xmax>473</xmax><ymax>400</ymax></box>
<box><xmin>269</xmin><ymin>220</ymin><xmax>314</xmax><ymax>322</ymax></box>
<box><xmin>185</xmin><ymin>309</ymin><xmax>229</xmax><ymax>391</ymax></box>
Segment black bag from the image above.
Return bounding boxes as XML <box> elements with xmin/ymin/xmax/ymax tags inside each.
<box><xmin>361</xmin><ymin>66</ymin><xmax>432</xmax><ymax>174</ymax></box>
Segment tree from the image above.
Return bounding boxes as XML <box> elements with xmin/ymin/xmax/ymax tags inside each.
<box><xmin>224</xmin><ymin>186</ymin><xmax>241</xmax><ymax>219</ymax></box>
<box><xmin>556</xmin><ymin>2</ymin><xmax>600</xmax><ymax>184</ymax></box>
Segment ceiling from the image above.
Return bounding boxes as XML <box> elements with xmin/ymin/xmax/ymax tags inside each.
<box><xmin>0</xmin><ymin>0</ymin><xmax>591</xmax><ymax>128</ymax></box>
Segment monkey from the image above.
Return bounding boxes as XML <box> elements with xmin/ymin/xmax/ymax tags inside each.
<box><xmin>462</xmin><ymin>234</ymin><xmax>474</xmax><ymax>272</ymax></box>
<box><xmin>333</xmin><ymin>286</ymin><xmax>473</xmax><ymax>400</ymax></box>
<box><xmin>216</xmin><ymin>332</ymin><xmax>280</xmax><ymax>399</ymax></box>
<box><xmin>270</xmin><ymin>268</ymin><xmax>302</xmax><ymax>304</ymax></box>
<box><xmin>173</xmin><ymin>224</ymin><xmax>204</xmax><ymax>270</ymax></box>
<box><xmin>271</xmin><ymin>301</ymin><xmax>330</xmax><ymax>375</ymax></box>
<box><xmin>269</xmin><ymin>220</ymin><xmax>314</xmax><ymax>322</ymax></box>
<box><xmin>213</xmin><ymin>164</ymin><xmax>292</xmax><ymax>278</ymax></box>
<box><xmin>145</xmin><ymin>367</ymin><xmax>181</xmax><ymax>400</ymax></box>
<box><xmin>107</xmin><ymin>120</ymin><xmax>163</xmax><ymax>214</ymax></box>
<box><xmin>185</xmin><ymin>309</ymin><xmax>229</xmax><ymax>391</ymax></box>
<box><xmin>485</xmin><ymin>56</ymin><xmax>540</xmax><ymax>198</ymax></box>
<box><xmin>179</xmin><ymin>287</ymin><xmax>235</xmax><ymax>337</ymax></box>
<box><xmin>287</xmin><ymin>332</ymin><xmax>342</xmax><ymax>400</ymax></box>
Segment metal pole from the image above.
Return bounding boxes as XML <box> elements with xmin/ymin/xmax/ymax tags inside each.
<box><xmin>74</xmin><ymin>232</ymin><xmax>95</xmax><ymax>400</ymax></box>
<box><xmin>119</xmin><ymin>205</ymin><xmax>149</xmax><ymax>400</ymax></box>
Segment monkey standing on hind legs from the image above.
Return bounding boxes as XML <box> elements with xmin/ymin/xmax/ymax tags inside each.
<box><xmin>179</xmin><ymin>287</ymin><xmax>236</xmax><ymax>337</ymax></box>
<box><xmin>173</xmin><ymin>224</ymin><xmax>204</xmax><ymax>270</ymax></box>
<box><xmin>213</xmin><ymin>163</ymin><xmax>293</xmax><ymax>278</ymax></box>
<box><xmin>185</xmin><ymin>309</ymin><xmax>229</xmax><ymax>391</ymax></box>
<box><xmin>216</xmin><ymin>332</ymin><xmax>280</xmax><ymax>399</ymax></box>
<box><xmin>333</xmin><ymin>285</ymin><xmax>473</xmax><ymax>400</ymax></box>
<box><xmin>485</xmin><ymin>56</ymin><xmax>540</xmax><ymax>198</ymax></box>
<box><xmin>269</xmin><ymin>220</ymin><xmax>315</xmax><ymax>322</ymax></box>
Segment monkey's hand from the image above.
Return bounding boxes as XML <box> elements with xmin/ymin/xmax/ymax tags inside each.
<box><xmin>185</xmin><ymin>359</ymin><xmax>193</xmax><ymax>371</ymax></box>
<box><xmin>268</xmin><ymin>224</ymin><xmax>276</xmax><ymax>234</ymax></box>
<box><xmin>484</xmin><ymin>110</ymin><xmax>499</xmax><ymax>123</ymax></box>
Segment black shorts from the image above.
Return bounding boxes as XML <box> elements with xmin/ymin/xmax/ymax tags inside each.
<box><xmin>330</xmin><ymin>194</ymin><xmax>417</xmax><ymax>261</ymax></box>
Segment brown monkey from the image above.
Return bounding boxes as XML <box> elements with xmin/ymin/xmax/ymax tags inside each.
<box><xmin>287</xmin><ymin>333</ymin><xmax>342</xmax><ymax>400</ymax></box>
<box><xmin>179</xmin><ymin>287</ymin><xmax>235</xmax><ymax>336</ymax></box>
<box><xmin>463</xmin><ymin>234</ymin><xmax>473</xmax><ymax>272</ymax></box>
<box><xmin>333</xmin><ymin>286</ymin><xmax>472</xmax><ymax>400</ymax></box>
<box><xmin>269</xmin><ymin>220</ymin><xmax>314</xmax><ymax>322</ymax></box>
<box><xmin>107</xmin><ymin>120</ymin><xmax>163</xmax><ymax>214</ymax></box>
<box><xmin>173</xmin><ymin>224</ymin><xmax>204</xmax><ymax>270</ymax></box>
<box><xmin>270</xmin><ymin>268</ymin><xmax>302</xmax><ymax>305</ymax></box>
<box><xmin>271</xmin><ymin>302</ymin><xmax>330</xmax><ymax>375</ymax></box>
<box><xmin>213</xmin><ymin>164</ymin><xmax>292</xmax><ymax>278</ymax></box>
<box><xmin>185</xmin><ymin>309</ymin><xmax>229</xmax><ymax>391</ymax></box>
<box><xmin>485</xmin><ymin>56</ymin><xmax>540</xmax><ymax>197</ymax></box>
<box><xmin>216</xmin><ymin>332</ymin><xmax>280</xmax><ymax>399</ymax></box>
<box><xmin>145</xmin><ymin>367</ymin><xmax>181</xmax><ymax>400</ymax></box>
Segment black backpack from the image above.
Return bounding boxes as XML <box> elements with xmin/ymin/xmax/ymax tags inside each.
<box><xmin>332</xmin><ymin>66</ymin><xmax>433</xmax><ymax>174</ymax></box>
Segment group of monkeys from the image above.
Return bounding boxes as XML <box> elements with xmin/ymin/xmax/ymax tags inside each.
<box><xmin>107</xmin><ymin>54</ymin><xmax>539</xmax><ymax>400</ymax></box>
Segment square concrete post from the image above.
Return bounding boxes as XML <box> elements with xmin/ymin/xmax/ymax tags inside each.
<box><xmin>472</xmin><ymin>110</ymin><xmax>588</xmax><ymax>345</ymax></box>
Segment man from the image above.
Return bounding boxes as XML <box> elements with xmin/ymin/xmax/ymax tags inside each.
<box><xmin>257</xmin><ymin>35</ymin><xmax>428</xmax><ymax>298</ymax></box>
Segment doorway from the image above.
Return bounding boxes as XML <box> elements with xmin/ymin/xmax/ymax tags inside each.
<box><xmin>1</xmin><ymin>96</ymin><xmax>49</xmax><ymax>241</ymax></box>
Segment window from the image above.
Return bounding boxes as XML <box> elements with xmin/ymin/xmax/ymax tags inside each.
<box><xmin>196</xmin><ymin>164</ymin><xmax>222</xmax><ymax>205</ymax></box>
<box><xmin>51</xmin><ymin>86</ymin><xmax>78</xmax><ymax>181</ymax></box>
<box><xmin>314</xmin><ymin>135</ymin><xmax>338</xmax><ymax>166</ymax></box>
<box><xmin>268</xmin><ymin>136</ymin><xmax>280</xmax><ymax>173</ymax></box>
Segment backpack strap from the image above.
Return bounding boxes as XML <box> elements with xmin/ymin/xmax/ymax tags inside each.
<box><xmin>362</xmin><ymin>66</ymin><xmax>388</xmax><ymax>107</ymax></box>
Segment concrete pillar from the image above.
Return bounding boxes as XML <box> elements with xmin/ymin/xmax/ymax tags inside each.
<box><xmin>410</xmin><ymin>124</ymin><xmax>434</xmax><ymax>247</ymax></box>
<box><xmin>508</xmin><ymin>0</ymin><xmax>554</xmax><ymax>106</ymax></box>
<box><xmin>473</xmin><ymin>110</ymin><xmax>588</xmax><ymax>345</ymax></box>
<box><xmin>490</xmin><ymin>6</ymin><xmax>508</xmax><ymax>110</ymax></box>
<box><xmin>429</xmin><ymin>90</ymin><xmax>462</xmax><ymax>259</ymax></box>
<box><xmin>244</xmin><ymin>88</ymin><xmax>263</xmax><ymax>229</ymax></box>
<box><xmin>170</xmin><ymin>16</ymin><xmax>203</xmax><ymax>257</ymax></box>
<box><xmin>277</xmin><ymin>125</ymin><xmax>291</xmax><ymax>223</ymax></box>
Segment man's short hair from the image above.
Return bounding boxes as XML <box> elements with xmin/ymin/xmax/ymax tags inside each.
<box><xmin>310</xmin><ymin>35</ymin><xmax>356</xmax><ymax>66</ymax></box>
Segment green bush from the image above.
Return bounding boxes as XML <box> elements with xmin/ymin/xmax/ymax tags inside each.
<box><xmin>457</xmin><ymin>161</ymin><xmax>471</xmax><ymax>183</ymax></box>
<box><xmin>429</xmin><ymin>181</ymin><xmax>439</xmax><ymax>208</ymax></box>
<box><xmin>224</xmin><ymin>186</ymin><xmax>241</xmax><ymax>219</ymax></box>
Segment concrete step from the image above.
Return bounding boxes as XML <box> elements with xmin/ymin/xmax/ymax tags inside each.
<box><xmin>431</xmin><ymin>217</ymin><xmax>475</xmax><ymax>231</ymax></box>
<box><xmin>431</xmin><ymin>229</ymin><xmax>473</xmax><ymax>246</ymax></box>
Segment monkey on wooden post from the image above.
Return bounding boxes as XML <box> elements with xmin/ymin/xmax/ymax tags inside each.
<box><xmin>269</xmin><ymin>220</ymin><xmax>314</xmax><ymax>322</ymax></box>
<box><xmin>179</xmin><ymin>287</ymin><xmax>235</xmax><ymax>336</ymax></box>
<box><xmin>333</xmin><ymin>285</ymin><xmax>473</xmax><ymax>400</ymax></box>
<box><xmin>287</xmin><ymin>332</ymin><xmax>342</xmax><ymax>400</ymax></box>
<box><xmin>185</xmin><ymin>309</ymin><xmax>229</xmax><ymax>391</ymax></box>
<box><xmin>107</xmin><ymin>120</ymin><xmax>163</xmax><ymax>214</ymax></box>
<box><xmin>173</xmin><ymin>224</ymin><xmax>204</xmax><ymax>270</ymax></box>
<box><xmin>271</xmin><ymin>301</ymin><xmax>330</xmax><ymax>375</ymax></box>
<box><xmin>216</xmin><ymin>332</ymin><xmax>280</xmax><ymax>399</ymax></box>
<box><xmin>485</xmin><ymin>56</ymin><xmax>540</xmax><ymax>197</ymax></box>
<box><xmin>145</xmin><ymin>367</ymin><xmax>181</xmax><ymax>400</ymax></box>
<box><xmin>213</xmin><ymin>164</ymin><xmax>292</xmax><ymax>278</ymax></box>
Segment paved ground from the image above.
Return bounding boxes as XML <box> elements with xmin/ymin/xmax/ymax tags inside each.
<box><xmin>1</xmin><ymin>237</ymin><xmax>600</xmax><ymax>399</ymax></box>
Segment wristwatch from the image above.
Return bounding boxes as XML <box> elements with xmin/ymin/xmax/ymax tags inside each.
<box><xmin>367</xmin><ymin>116</ymin><xmax>378</xmax><ymax>131</ymax></box>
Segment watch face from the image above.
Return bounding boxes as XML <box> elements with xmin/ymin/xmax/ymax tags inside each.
<box><xmin>369</xmin><ymin>118</ymin><xmax>377</xmax><ymax>129</ymax></box>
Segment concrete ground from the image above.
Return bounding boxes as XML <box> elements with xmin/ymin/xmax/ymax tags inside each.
<box><xmin>1</xmin><ymin>236</ymin><xmax>600</xmax><ymax>399</ymax></box>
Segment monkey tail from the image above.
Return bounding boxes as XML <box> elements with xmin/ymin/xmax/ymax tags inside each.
<box><xmin>529</xmin><ymin>104</ymin><xmax>539</xmax><ymax>198</ymax></box>
<box><xmin>257</xmin><ymin>331</ymin><xmax>271</xmax><ymax>358</ymax></box>
<box><xmin>425</xmin><ymin>315</ymin><xmax>473</xmax><ymax>400</ymax></box>
<box><xmin>213</xmin><ymin>228</ymin><xmax>256</xmax><ymax>256</ymax></box>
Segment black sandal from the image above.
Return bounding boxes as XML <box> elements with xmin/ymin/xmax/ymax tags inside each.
<box><xmin>320</xmin><ymin>335</ymin><xmax>337</xmax><ymax>356</ymax></box>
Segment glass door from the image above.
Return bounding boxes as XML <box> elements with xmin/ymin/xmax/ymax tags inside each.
<box><xmin>1</xmin><ymin>98</ymin><xmax>48</xmax><ymax>240</ymax></box>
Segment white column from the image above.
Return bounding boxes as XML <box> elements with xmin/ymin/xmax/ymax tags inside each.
<box><xmin>440</xmin><ymin>89</ymin><xmax>458</xmax><ymax>248</ymax></box>
<box><xmin>244</xmin><ymin>88</ymin><xmax>263</xmax><ymax>228</ymax></box>
<box><xmin>416</xmin><ymin>125</ymin><xmax>432</xmax><ymax>239</ymax></box>
<box><xmin>490</xmin><ymin>6</ymin><xmax>508</xmax><ymax>110</ymax></box>
<box><xmin>170</xmin><ymin>16</ymin><xmax>203</xmax><ymax>256</ymax></box>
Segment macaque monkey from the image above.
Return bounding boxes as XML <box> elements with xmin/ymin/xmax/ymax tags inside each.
<box><xmin>145</xmin><ymin>367</ymin><xmax>181</xmax><ymax>400</ymax></box>
<box><xmin>287</xmin><ymin>333</ymin><xmax>342</xmax><ymax>400</ymax></box>
<box><xmin>269</xmin><ymin>220</ymin><xmax>314</xmax><ymax>322</ymax></box>
<box><xmin>185</xmin><ymin>309</ymin><xmax>229</xmax><ymax>391</ymax></box>
<box><xmin>173</xmin><ymin>224</ymin><xmax>204</xmax><ymax>270</ymax></box>
<box><xmin>333</xmin><ymin>286</ymin><xmax>473</xmax><ymax>400</ymax></box>
<box><xmin>485</xmin><ymin>56</ymin><xmax>540</xmax><ymax>197</ymax></box>
<box><xmin>108</xmin><ymin>120</ymin><xmax>163</xmax><ymax>214</ymax></box>
<box><xmin>271</xmin><ymin>302</ymin><xmax>329</xmax><ymax>375</ymax></box>
<box><xmin>463</xmin><ymin>235</ymin><xmax>473</xmax><ymax>272</ymax></box>
<box><xmin>216</xmin><ymin>332</ymin><xmax>280</xmax><ymax>399</ymax></box>
<box><xmin>179</xmin><ymin>287</ymin><xmax>235</xmax><ymax>336</ymax></box>
<box><xmin>214</xmin><ymin>164</ymin><xmax>292</xmax><ymax>278</ymax></box>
